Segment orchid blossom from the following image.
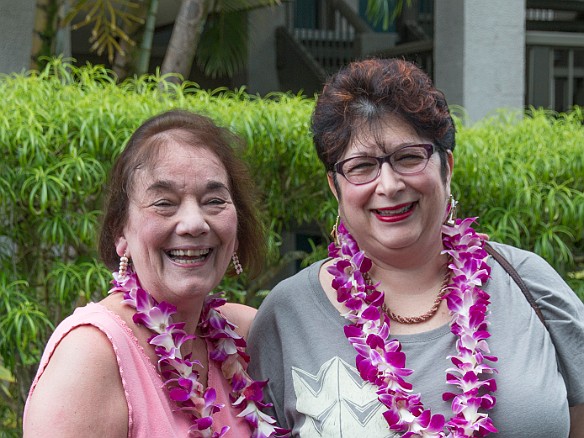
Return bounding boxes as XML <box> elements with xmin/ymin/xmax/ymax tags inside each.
<box><xmin>109</xmin><ymin>271</ymin><xmax>288</xmax><ymax>438</ymax></box>
<box><xmin>328</xmin><ymin>219</ymin><xmax>497</xmax><ymax>437</ymax></box>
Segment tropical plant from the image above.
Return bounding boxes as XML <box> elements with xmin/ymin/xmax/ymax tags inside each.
<box><xmin>364</xmin><ymin>0</ymin><xmax>412</xmax><ymax>30</ymax></box>
<box><xmin>452</xmin><ymin>108</ymin><xmax>584</xmax><ymax>280</ymax></box>
<box><xmin>33</xmin><ymin>0</ymin><xmax>283</xmax><ymax>80</ymax></box>
<box><xmin>63</xmin><ymin>0</ymin><xmax>146</xmax><ymax>63</ymax></box>
<box><xmin>134</xmin><ymin>0</ymin><xmax>284</xmax><ymax>80</ymax></box>
<box><xmin>31</xmin><ymin>0</ymin><xmax>416</xmax><ymax>82</ymax></box>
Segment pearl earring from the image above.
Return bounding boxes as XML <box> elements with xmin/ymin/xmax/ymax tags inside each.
<box><xmin>118</xmin><ymin>254</ymin><xmax>129</xmax><ymax>279</ymax></box>
<box><xmin>232</xmin><ymin>252</ymin><xmax>243</xmax><ymax>275</ymax></box>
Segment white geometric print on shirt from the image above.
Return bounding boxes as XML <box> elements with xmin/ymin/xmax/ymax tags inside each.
<box><xmin>291</xmin><ymin>356</ymin><xmax>397</xmax><ymax>437</ymax></box>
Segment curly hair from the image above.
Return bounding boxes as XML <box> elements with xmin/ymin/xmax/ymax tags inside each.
<box><xmin>99</xmin><ymin>110</ymin><xmax>266</xmax><ymax>278</ymax></box>
<box><xmin>311</xmin><ymin>58</ymin><xmax>455</xmax><ymax>178</ymax></box>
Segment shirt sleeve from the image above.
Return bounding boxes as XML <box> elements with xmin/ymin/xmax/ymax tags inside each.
<box><xmin>247</xmin><ymin>288</ymin><xmax>288</xmax><ymax>428</ymax></box>
<box><xmin>495</xmin><ymin>242</ymin><xmax>584</xmax><ymax>406</ymax></box>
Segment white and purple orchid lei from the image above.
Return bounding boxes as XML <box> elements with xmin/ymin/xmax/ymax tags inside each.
<box><xmin>109</xmin><ymin>269</ymin><xmax>287</xmax><ymax>438</ymax></box>
<box><xmin>328</xmin><ymin>218</ymin><xmax>498</xmax><ymax>437</ymax></box>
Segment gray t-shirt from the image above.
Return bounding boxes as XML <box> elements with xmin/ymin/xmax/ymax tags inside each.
<box><xmin>248</xmin><ymin>242</ymin><xmax>584</xmax><ymax>437</ymax></box>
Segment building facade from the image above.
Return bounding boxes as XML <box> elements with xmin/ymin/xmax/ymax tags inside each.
<box><xmin>2</xmin><ymin>0</ymin><xmax>583</xmax><ymax>122</ymax></box>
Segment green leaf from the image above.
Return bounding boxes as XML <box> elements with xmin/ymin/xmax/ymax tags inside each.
<box><xmin>197</xmin><ymin>11</ymin><xmax>248</xmax><ymax>78</ymax></box>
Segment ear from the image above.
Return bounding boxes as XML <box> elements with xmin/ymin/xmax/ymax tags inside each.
<box><xmin>115</xmin><ymin>236</ymin><xmax>129</xmax><ymax>258</ymax></box>
<box><xmin>327</xmin><ymin>172</ymin><xmax>339</xmax><ymax>201</ymax></box>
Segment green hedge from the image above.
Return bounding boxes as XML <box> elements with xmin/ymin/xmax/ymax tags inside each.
<box><xmin>0</xmin><ymin>59</ymin><xmax>582</xmax><ymax>433</ymax></box>
<box><xmin>454</xmin><ymin>109</ymin><xmax>584</xmax><ymax>276</ymax></box>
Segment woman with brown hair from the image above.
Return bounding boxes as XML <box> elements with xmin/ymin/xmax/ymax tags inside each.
<box><xmin>248</xmin><ymin>59</ymin><xmax>584</xmax><ymax>437</ymax></box>
<box><xmin>24</xmin><ymin>110</ymin><xmax>284</xmax><ymax>437</ymax></box>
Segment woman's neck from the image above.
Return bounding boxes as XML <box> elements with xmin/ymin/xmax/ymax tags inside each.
<box><xmin>368</xmin><ymin>250</ymin><xmax>448</xmax><ymax>297</ymax></box>
<box><xmin>175</xmin><ymin>304</ymin><xmax>204</xmax><ymax>335</ymax></box>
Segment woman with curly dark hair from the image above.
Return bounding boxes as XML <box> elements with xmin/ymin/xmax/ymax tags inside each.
<box><xmin>248</xmin><ymin>58</ymin><xmax>584</xmax><ymax>437</ymax></box>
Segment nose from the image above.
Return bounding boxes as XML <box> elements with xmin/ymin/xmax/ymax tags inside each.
<box><xmin>375</xmin><ymin>162</ymin><xmax>406</xmax><ymax>196</ymax></box>
<box><xmin>175</xmin><ymin>201</ymin><xmax>210</xmax><ymax>236</ymax></box>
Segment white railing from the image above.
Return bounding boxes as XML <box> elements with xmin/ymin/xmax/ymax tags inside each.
<box><xmin>285</xmin><ymin>0</ymin><xmax>397</xmax><ymax>74</ymax></box>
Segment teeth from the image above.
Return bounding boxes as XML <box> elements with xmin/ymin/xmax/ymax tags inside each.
<box><xmin>168</xmin><ymin>249</ymin><xmax>210</xmax><ymax>257</ymax></box>
<box><xmin>377</xmin><ymin>204</ymin><xmax>412</xmax><ymax>216</ymax></box>
<box><xmin>167</xmin><ymin>248</ymin><xmax>210</xmax><ymax>264</ymax></box>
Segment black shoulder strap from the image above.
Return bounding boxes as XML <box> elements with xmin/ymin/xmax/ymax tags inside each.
<box><xmin>484</xmin><ymin>242</ymin><xmax>548</xmax><ymax>328</ymax></box>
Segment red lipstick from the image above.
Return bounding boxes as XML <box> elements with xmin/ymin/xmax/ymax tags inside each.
<box><xmin>373</xmin><ymin>203</ymin><xmax>415</xmax><ymax>223</ymax></box>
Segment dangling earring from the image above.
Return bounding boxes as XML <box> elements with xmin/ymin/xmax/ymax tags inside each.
<box><xmin>445</xmin><ymin>195</ymin><xmax>458</xmax><ymax>226</ymax></box>
<box><xmin>330</xmin><ymin>214</ymin><xmax>340</xmax><ymax>244</ymax></box>
<box><xmin>118</xmin><ymin>253</ymin><xmax>129</xmax><ymax>278</ymax></box>
<box><xmin>232</xmin><ymin>252</ymin><xmax>243</xmax><ymax>275</ymax></box>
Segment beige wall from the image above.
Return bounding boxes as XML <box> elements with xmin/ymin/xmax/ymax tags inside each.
<box><xmin>435</xmin><ymin>0</ymin><xmax>526</xmax><ymax>123</ymax></box>
<box><xmin>0</xmin><ymin>0</ymin><xmax>36</xmax><ymax>74</ymax></box>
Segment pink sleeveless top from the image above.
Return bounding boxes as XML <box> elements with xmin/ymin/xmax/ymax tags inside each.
<box><xmin>24</xmin><ymin>303</ymin><xmax>253</xmax><ymax>437</ymax></box>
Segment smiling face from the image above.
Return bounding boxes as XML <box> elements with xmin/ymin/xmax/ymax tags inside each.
<box><xmin>115</xmin><ymin>140</ymin><xmax>238</xmax><ymax>304</ymax></box>
<box><xmin>329</xmin><ymin>116</ymin><xmax>453</xmax><ymax>267</ymax></box>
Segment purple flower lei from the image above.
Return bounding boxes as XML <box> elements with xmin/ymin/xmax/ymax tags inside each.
<box><xmin>328</xmin><ymin>218</ymin><xmax>498</xmax><ymax>437</ymax></box>
<box><xmin>108</xmin><ymin>270</ymin><xmax>288</xmax><ymax>438</ymax></box>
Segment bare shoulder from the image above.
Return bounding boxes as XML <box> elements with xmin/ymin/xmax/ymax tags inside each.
<box><xmin>219</xmin><ymin>302</ymin><xmax>258</xmax><ymax>339</ymax></box>
<box><xmin>24</xmin><ymin>325</ymin><xmax>128</xmax><ymax>437</ymax></box>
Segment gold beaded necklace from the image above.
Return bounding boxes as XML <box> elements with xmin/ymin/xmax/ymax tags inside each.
<box><xmin>366</xmin><ymin>260</ymin><xmax>451</xmax><ymax>324</ymax></box>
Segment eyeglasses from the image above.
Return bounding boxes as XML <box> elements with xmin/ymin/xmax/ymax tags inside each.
<box><xmin>333</xmin><ymin>144</ymin><xmax>435</xmax><ymax>185</ymax></box>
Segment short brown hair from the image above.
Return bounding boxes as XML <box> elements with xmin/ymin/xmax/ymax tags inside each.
<box><xmin>312</xmin><ymin>58</ymin><xmax>455</xmax><ymax>176</ymax></box>
<box><xmin>99</xmin><ymin>110</ymin><xmax>265</xmax><ymax>278</ymax></box>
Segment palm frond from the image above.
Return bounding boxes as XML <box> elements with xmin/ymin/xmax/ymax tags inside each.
<box><xmin>364</xmin><ymin>0</ymin><xmax>411</xmax><ymax>30</ymax></box>
<box><xmin>64</xmin><ymin>0</ymin><xmax>146</xmax><ymax>62</ymax></box>
<box><xmin>196</xmin><ymin>11</ymin><xmax>248</xmax><ymax>79</ymax></box>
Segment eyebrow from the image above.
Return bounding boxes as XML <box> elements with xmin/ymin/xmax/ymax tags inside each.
<box><xmin>346</xmin><ymin>142</ymin><xmax>424</xmax><ymax>158</ymax></box>
<box><xmin>206</xmin><ymin>180</ymin><xmax>230</xmax><ymax>192</ymax></box>
<box><xmin>146</xmin><ymin>179</ymin><xmax>230</xmax><ymax>193</ymax></box>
